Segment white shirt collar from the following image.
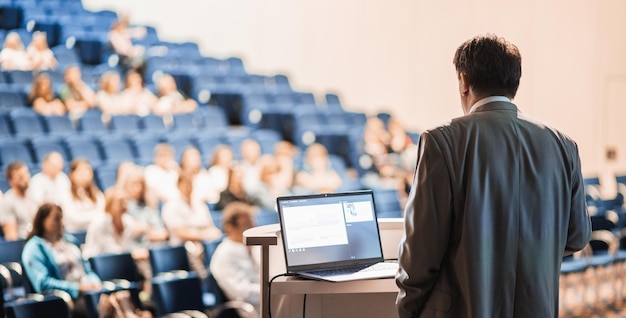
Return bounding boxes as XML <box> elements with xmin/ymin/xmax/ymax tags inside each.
<box><xmin>468</xmin><ymin>96</ymin><xmax>511</xmax><ymax>114</ymax></box>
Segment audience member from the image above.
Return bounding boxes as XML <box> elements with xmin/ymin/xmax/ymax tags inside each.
<box><xmin>161</xmin><ymin>172</ymin><xmax>222</xmax><ymax>246</ymax></box>
<box><xmin>272</xmin><ymin>141</ymin><xmax>296</xmax><ymax>191</ymax></box>
<box><xmin>161</xmin><ymin>172</ymin><xmax>222</xmax><ymax>278</ymax></box>
<box><xmin>59</xmin><ymin>65</ymin><xmax>97</xmax><ymax>119</ymax></box>
<box><xmin>62</xmin><ymin>159</ymin><xmax>105</xmax><ymax>233</ymax></box>
<box><xmin>239</xmin><ymin>138</ymin><xmax>264</xmax><ymax>190</ymax></box>
<box><xmin>154</xmin><ymin>74</ymin><xmax>197</xmax><ymax>118</ymax></box>
<box><xmin>294</xmin><ymin>143</ymin><xmax>342</xmax><ymax>194</ymax></box>
<box><xmin>27</xmin><ymin>73</ymin><xmax>66</xmax><ymax>116</ymax></box>
<box><xmin>120</xmin><ymin>70</ymin><xmax>157</xmax><ymax>116</ymax></box>
<box><xmin>26</xmin><ymin>31</ymin><xmax>57</xmax><ymax>71</ymax></box>
<box><xmin>246</xmin><ymin>157</ymin><xmax>291</xmax><ymax>211</ymax></box>
<box><xmin>0</xmin><ymin>162</ymin><xmax>37</xmax><ymax>240</ymax></box>
<box><xmin>210</xmin><ymin>202</ymin><xmax>260</xmax><ymax>315</ymax></box>
<box><xmin>108</xmin><ymin>13</ymin><xmax>146</xmax><ymax>73</ymax></box>
<box><xmin>22</xmin><ymin>203</ymin><xmax>102</xmax><ymax>318</ymax></box>
<box><xmin>123</xmin><ymin>167</ymin><xmax>168</xmax><ymax>247</ymax></box>
<box><xmin>216</xmin><ymin>165</ymin><xmax>259</xmax><ymax>211</ymax></box>
<box><xmin>144</xmin><ymin>143</ymin><xmax>180</xmax><ymax>203</ymax></box>
<box><xmin>104</xmin><ymin>161</ymin><xmax>137</xmax><ymax>196</ymax></box>
<box><xmin>96</xmin><ymin>71</ymin><xmax>134</xmax><ymax>117</ymax></box>
<box><xmin>83</xmin><ymin>190</ymin><xmax>149</xmax><ymax>261</ymax></box>
<box><xmin>28</xmin><ymin>152</ymin><xmax>71</xmax><ymax>206</ymax></box>
<box><xmin>0</xmin><ymin>31</ymin><xmax>31</xmax><ymax>71</ymax></box>
<box><xmin>203</xmin><ymin>145</ymin><xmax>235</xmax><ymax>204</ymax></box>
<box><xmin>179</xmin><ymin>146</ymin><xmax>210</xmax><ymax>203</ymax></box>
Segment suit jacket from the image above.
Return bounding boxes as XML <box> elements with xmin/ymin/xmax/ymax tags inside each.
<box><xmin>396</xmin><ymin>101</ymin><xmax>591</xmax><ymax>318</ymax></box>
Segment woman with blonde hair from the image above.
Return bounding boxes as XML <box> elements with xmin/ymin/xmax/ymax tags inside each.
<box><xmin>96</xmin><ymin>71</ymin><xmax>134</xmax><ymax>116</ymax></box>
<box><xmin>0</xmin><ymin>31</ymin><xmax>30</xmax><ymax>70</ymax></box>
<box><xmin>26</xmin><ymin>31</ymin><xmax>57</xmax><ymax>71</ymax></box>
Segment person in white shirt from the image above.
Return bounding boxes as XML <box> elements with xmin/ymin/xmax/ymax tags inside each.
<box><xmin>0</xmin><ymin>32</ymin><xmax>31</xmax><ymax>71</ymax></box>
<box><xmin>62</xmin><ymin>159</ymin><xmax>105</xmax><ymax>233</ymax></box>
<box><xmin>162</xmin><ymin>172</ymin><xmax>222</xmax><ymax>279</ymax></box>
<box><xmin>144</xmin><ymin>143</ymin><xmax>180</xmax><ymax>204</ymax></box>
<box><xmin>161</xmin><ymin>172</ymin><xmax>222</xmax><ymax>246</ymax></box>
<box><xmin>210</xmin><ymin>202</ymin><xmax>260</xmax><ymax>315</ymax></box>
<box><xmin>0</xmin><ymin>162</ymin><xmax>37</xmax><ymax>240</ymax></box>
<box><xmin>83</xmin><ymin>190</ymin><xmax>149</xmax><ymax>260</ymax></box>
<box><xmin>26</xmin><ymin>31</ymin><xmax>57</xmax><ymax>71</ymax></box>
<box><xmin>28</xmin><ymin>152</ymin><xmax>71</xmax><ymax>206</ymax></box>
<box><xmin>202</xmin><ymin>145</ymin><xmax>235</xmax><ymax>204</ymax></box>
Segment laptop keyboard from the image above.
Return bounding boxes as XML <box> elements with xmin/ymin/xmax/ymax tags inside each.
<box><xmin>310</xmin><ymin>262</ymin><xmax>397</xmax><ymax>277</ymax></box>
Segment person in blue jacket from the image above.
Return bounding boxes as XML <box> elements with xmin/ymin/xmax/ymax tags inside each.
<box><xmin>22</xmin><ymin>203</ymin><xmax>102</xmax><ymax>317</ymax></box>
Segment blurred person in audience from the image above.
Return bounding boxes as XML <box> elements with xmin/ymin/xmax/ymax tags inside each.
<box><xmin>272</xmin><ymin>141</ymin><xmax>296</xmax><ymax>191</ymax></box>
<box><xmin>96</xmin><ymin>71</ymin><xmax>134</xmax><ymax>117</ymax></box>
<box><xmin>144</xmin><ymin>143</ymin><xmax>180</xmax><ymax>203</ymax></box>
<box><xmin>0</xmin><ymin>162</ymin><xmax>37</xmax><ymax>240</ymax></box>
<box><xmin>162</xmin><ymin>172</ymin><xmax>222</xmax><ymax>246</ymax></box>
<box><xmin>210</xmin><ymin>202</ymin><xmax>260</xmax><ymax>315</ymax></box>
<box><xmin>239</xmin><ymin>138</ymin><xmax>264</xmax><ymax>190</ymax></box>
<box><xmin>59</xmin><ymin>65</ymin><xmax>96</xmax><ymax>120</ymax></box>
<box><xmin>216</xmin><ymin>165</ymin><xmax>260</xmax><ymax>211</ymax></box>
<box><xmin>0</xmin><ymin>31</ymin><xmax>31</xmax><ymax>71</ymax></box>
<box><xmin>162</xmin><ymin>172</ymin><xmax>222</xmax><ymax>278</ymax></box>
<box><xmin>120</xmin><ymin>70</ymin><xmax>157</xmax><ymax>116</ymax></box>
<box><xmin>246</xmin><ymin>157</ymin><xmax>291</xmax><ymax>212</ymax></box>
<box><xmin>22</xmin><ymin>203</ymin><xmax>102</xmax><ymax>318</ymax></box>
<box><xmin>103</xmin><ymin>161</ymin><xmax>137</xmax><ymax>196</ymax></box>
<box><xmin>294</xmin><ymin>143</ymin><xmax>342</xmax><ymax>194</ymax></box>
<box><xmin>27</xmin><ymin>73</ymin><xmax>66</xmax><ymax>116</ymax></box>
<box><xmin>26</xmin><ymin>31</ymin><xmax>57</xmax><ymax>71</ymax></box>
<box><xmin>179</xmin><ymin>146</ymin><xmax>211</xmax><ymax>203</ymax></box>
<box><xmin>108</xmin><ymin>13</ymin><xmax>146</xmax><ymax>73</ymax></box>
<box><xmin>154</xmin><ymin>74</ymin><xmax>197</xmax><ymax>118</ymax></box>
<box><xmin>83</xmin><ymin>190</ymin><xmax>149</xmax><ymax>259</ymax></box>
<box><xmin>203</xmin><ymin>145</ymin><xmax>235</xmax><ymax>204</ymax></box>
<box><xmin>123</xmin><ymin>167</ymin><xmax>168</xmax><ymax>247</ymax></box>
<box><xmin>29</xmin><ymin>151</ymin><xmax>71</xmax><ymax>206</ymax></box>
<box><xmin>62</xmin><ymin>159</ymin><xmax>105</xmax><ymax>233</ymax></box>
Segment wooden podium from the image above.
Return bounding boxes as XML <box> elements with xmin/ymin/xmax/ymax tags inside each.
<box><xmin>244</xmin><ymin>219</ymin><xmax>403</xmax><ymax>318</ymax></box>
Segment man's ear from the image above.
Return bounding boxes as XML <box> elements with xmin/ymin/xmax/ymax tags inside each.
<box><xmin>459</xmin><ymin>72</ymin><xmax>470</xmax><ymax>96</ymax></box>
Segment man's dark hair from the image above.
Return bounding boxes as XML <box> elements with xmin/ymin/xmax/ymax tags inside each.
<box><xmin>5</xmin><ymin>161</ymin><xmax>26</xmax><ymax>181</ymax></box>
<box><xmin>453</xmin><ymin>34</ymin><xmax>522</xmax><ymax>98</ymax></box>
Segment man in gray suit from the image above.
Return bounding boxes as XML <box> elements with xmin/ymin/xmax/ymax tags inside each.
<box><xmin>396</xmin><ymin>34</ymin><xmax>591</xmax><ymax>318</ymax></box>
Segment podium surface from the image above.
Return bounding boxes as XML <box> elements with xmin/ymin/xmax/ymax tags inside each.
<box><xmin>244</xmin><ymin>219</ymin><xmax>403</xmax><ymax>318</ymax></box>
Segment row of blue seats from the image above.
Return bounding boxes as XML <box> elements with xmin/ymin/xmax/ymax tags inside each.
<box><xmin>0</xmin><ymin>107</ymin><xmax>228</xmax><ymax>138</ymax></box>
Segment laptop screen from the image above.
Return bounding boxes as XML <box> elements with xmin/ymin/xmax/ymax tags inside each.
<box><xmin>277</xmin><ymin>190</ymin><xmax>384</xmax><ymax>272</ymax></box>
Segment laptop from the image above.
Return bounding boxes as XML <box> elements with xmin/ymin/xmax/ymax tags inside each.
<box><xmin>276</xmin><ymin>190</ymin><xmax>398</xmax><ymax>282</ymax></box>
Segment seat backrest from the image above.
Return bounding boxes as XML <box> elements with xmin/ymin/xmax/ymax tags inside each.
<box><xmin>151</xmin><ymin>272</ymin><xmax>205</xmax><ymax>316</ymax></box>
<box><xmin>64</xmin><ymin>138</ymin><xmax>102</xmax><ymax>164</ymax></box>
<box><xmin>5</xmin><ymin>295</ymin><xmax>69</xmax><ymax>318</ymax></box>
<box><xmin>98</xmin><ymin>138</ymin><xmax>136</xmax><ymax>163</ymax></box>
<box><xmin>109</xmin><ymin>114</ymin><xmax>140</xmax><ymax>133</ymax></box>
<box><xmin>41</xmin><ymin>115</ymin><xmax>75</xmax><ymax>136</ymax></box>
<box><xmin>0</xmin><ymin>140</ymin><xmax>34</xmax><ymax>166</ymax></box>
<box><xmin>88</xmin><ymin>252</ymin><xmax>142</xmax><ymax>282</ymax></box>
<box><xmin>149</xmin><ymin>245</ymin><xmax>191</xmax><ymax>276</ymax></box>
<box><xmin>10</xmin><ymin>115</ymin><xmax>45</xmax><ymax>138</ymax></box>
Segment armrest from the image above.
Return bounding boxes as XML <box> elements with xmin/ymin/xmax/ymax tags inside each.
<box><xmin>0</xmin><ymin>264</ymin><xmax>14</xmax><ymax>299</ymax></box>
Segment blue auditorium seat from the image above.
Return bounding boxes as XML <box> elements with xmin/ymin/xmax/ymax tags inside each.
<box><xmin>129</xmin><ymin>133</ymin><xmax>161</xmax><ymax>165</ymax></box>
<box><xmin>149</xmin><ymin>245</ymin><xmax>191</xmax><ymax>276</ymax></box>
<box><xmin>88</xmin><ymin>252</ymin><xmax>142</xmax><ymax>283</ymax></box>
<box><xmin>323</xmin><ymin>93</ymin><xmax>344</xmax><ymax>113</ymax></box>
<box><xmin>109</xmin><ymin>114</ymin><xmax>140</xmax><ymax>134</ymax></box>
<box><xmin>0</xmin><ymin>6</ymin><xmax>24</xmax><ymax>30</ymax></box>
<box><xmin>151</xmin><ymin>272</ymin><xmax>207</xmax><ymax>316</ymax></box>
<box><xmin>77</xmin><ymin>110</ymin><xmax>108</xmax><ymax>136</ymax></box>
<box><xmin>63</xmin><ymin>135</ymin><xmax>102</xmax><ymax>166</ymax></box>
<box><xmin>5</xmin><ymin>70</ymin><xmax>33</xmax><ymax>85</ymax></box>
<box><xmin>172</xmin><ymin>112</ymin><xmax>203</xmax><ymax>132</ymax></box>
<box><xmin>93</xmin><ymin>164</ymin><xmax>117</xmax><ymax>192</ymax></box>
<box><xmin>4</xmin><ymin>295</ymin><xmax>69</xmax><ymax>318</ymax></box>
<box><xmin>97</xmin><ymin>135</ymin><xmax>136</xmax><ymax>165</ymax></box>
<box><xmin>29</xmin><ymin>135</ymin><xmax>68</xmax><ymax>163</ymax></box>
<box><xmin>73</xmin><ymin>38</ymin><xmax>107</xmax><ymax>65</ymax></box>
<box><xmin>40</xmin><ymin>114</ymin><xmax>75</xmax><ymax>136</ymax></box>
<box><xmin>372</xmin><ymin>188</ymin><xmax>403</xmax><ymax>218</ymax></box>
<box><xmin>0</xmin><ymin>139</ymin><xmax>34</xmax><ymax>167</ymax></box>
<box><xmin>195</xmin><ymin>135</ymin><xmax>225</xmax><ymax>165</ymax></box>
<box><xmin>0</xmin><ymin>112</ymin><xmax>11</xmax><ymax>137</ymax></box>
<box><xmin>9</xmin><ymin>114</ymin><xmax>44</xmax><ymax>138</ymax></box>
<box><xmin>0</xmin><ymin>90</ymin><xmax>26</xmax><ymax>108</ymax></box>
<box><xmin>139</xmin><ymin>114</ymin><xmax>168</xmax><ymax>133</ymax></box>
<box><xmin>199</xmin><ymin>106</ymin><xmax>229</xmax><ymax>131</ymax></box>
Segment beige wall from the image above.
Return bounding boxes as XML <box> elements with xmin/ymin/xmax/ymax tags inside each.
<box><xmin>83</xmin><ymin>0</ymin><xmax>626</xmax><ymax>177</ymax></box>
